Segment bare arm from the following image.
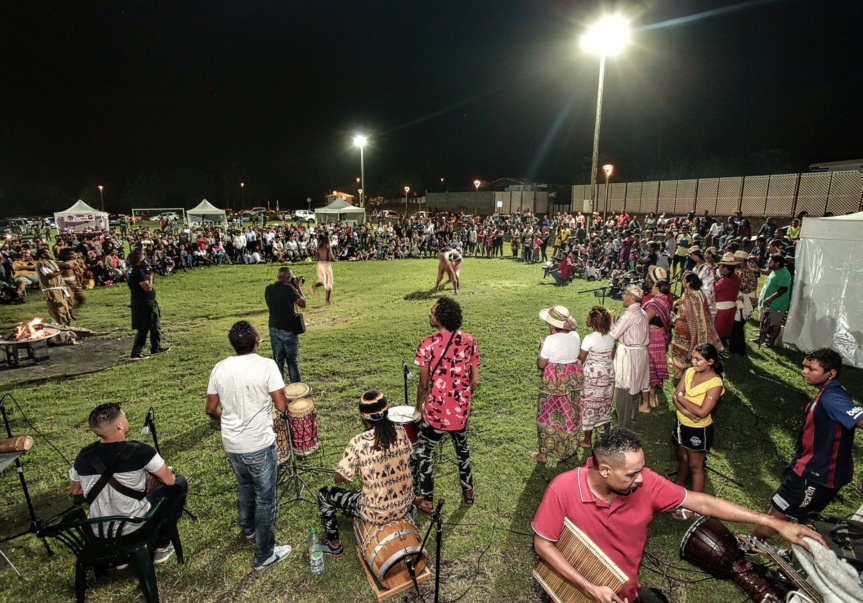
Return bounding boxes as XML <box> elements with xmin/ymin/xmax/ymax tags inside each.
<box><xmin>205</xmin><ymin>393</ymin><xmax>222</xmax><ymax>420</ymax></box>
<box><xmin>533</xmin><ymin>535</ymin><xmax>626</xmax><ymax>603</ymax></box>
<box><xmin>681</xmin><ymin>491</ymin><xmax>826</xmax><ymax>551</ymax></box>
<box><xmin>416</xmin><ymin>365</ymin><xmax>430</xmax><ymax>410</ymax></box>
<box><xmin>675</xmin><ymin>384</ymin><xmax>722</xmax><ymax>419</ymax></box>
<box><xmin>537</xmin><ymin>356</ymin><xmax>549</xmax><ymax>370</ymax></box>
<box><xmin>578</xmin><ymin>349</ymin><xmax>589</xmax><ymax>363</ymax></box>
<box><xmin>150</xmin><ymin>462</ymin><xmax>176</xmax><ymax>486</ymax></box>
<box><xmin>334</xmin><ymin>471</ymin><xmax>347</xmax><ymax>485</ymax></box>
<box><xmin>470</xmin><ymin>363</ymin><xmax>480</xmax><ymax>388</ymax></box>
<box><xmin>69</xmin><ymin>480</ymin><xmax>83</xmax><ymax>496</ymax></box>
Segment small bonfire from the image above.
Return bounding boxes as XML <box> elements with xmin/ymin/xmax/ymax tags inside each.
<box><xmin>4</xmin><ymin>318</ymin><xmax>52</xmax><ymax>342</ymax></box>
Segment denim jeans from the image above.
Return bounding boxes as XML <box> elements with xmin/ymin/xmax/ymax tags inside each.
<box><xmin>269</xmin><ymin>327</ymin><xmax>300</xmax><ymax>383</ymax></box>
<box><xmin>227</xmin><ymin>444</ymin><xmax>278</xmax><ymax>567</ymax></box>
<box><xmin>146</xmin><ymin>474</ymin><xmax>188</xmax><ymax>548</ymax></box>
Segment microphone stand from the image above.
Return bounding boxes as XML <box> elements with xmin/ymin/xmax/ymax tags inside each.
<box><xmin>405</xmin><ymin>498</ymin><xmax>445</xmax><ymax>603</ymax></box>
<box><xmin>580</xmin><ymin>285</ymin><xmax>611</xmax><ymax>305</ymax></box>
<box><xmin>141</xmin><ymin>408</ymin><xmax>198</xmax><ymax>521</ymax></box>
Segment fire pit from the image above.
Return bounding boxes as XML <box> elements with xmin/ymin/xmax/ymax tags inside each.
<box><xmin>1</xmin><ymin>318</ymin><xmax>61</xmax><ymax>368</ymax></box>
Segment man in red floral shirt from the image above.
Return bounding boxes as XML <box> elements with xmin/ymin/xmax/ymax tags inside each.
<box><xmin>412</xmin><ymin>297</ymin><xmax>480</xmax><ymax>513</ymax></box>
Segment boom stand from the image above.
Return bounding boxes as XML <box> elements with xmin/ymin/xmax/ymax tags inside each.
<box><xmin>277</xmin><ymin>418</ymin><xmax>334</xmax><ymax>506</ymax></box>
<box><xmin>0</xmin><ymin>394</ymin><xmax>52</xmax><ymax>556</ymax></box>
<box><xmin>666</xmin><ymin>456</ymin><xmax>744</xmax><ymax>489</ymax></box>
<box><xmin>141</xmin><ymin>408</ymin><xmax>198</xmax><ymax>521</ymax></box>
<box><xmin>405</xmin><ymin>498</ymin><xmax>445</xmax><ymax>603</ymax></box>
<box><xmin>580</xmin><ymin>285</ymin><xmax>610</xmax><ymax>305</ymax></box>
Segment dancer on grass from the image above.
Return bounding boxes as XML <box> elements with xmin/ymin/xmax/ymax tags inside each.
<box><xmin>578</xmin><ymin>306</ymin><xmax>615</xmax><ymax>448</ymax></box>
<box><xmin>310</xmin><ymin>232</ymin><xmax>334</xmax><ymax>304</ymax></box>
<box><xmin>529</xmin><ymin>305</ymin><xmax>582</xmax><ymax>463</ymax></box>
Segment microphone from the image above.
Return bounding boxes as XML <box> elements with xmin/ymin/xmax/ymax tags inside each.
<box><xmin>140</xmin><ymin>407</ymin><xmax>154</xmax><ymax>435</ymax></box>
<box><xmin>403</xmin><ymin>361</ymin><xmax>413</xmax><ymax>380</ymax></box>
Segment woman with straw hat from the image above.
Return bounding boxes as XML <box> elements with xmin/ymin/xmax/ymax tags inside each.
<box><xmin>714</xmin><ymin>253</ymin><xmax>742</xmax><ymax>347</ymax></box>
<box><xmin>529</xmin><ymin>305</ymin><xmax>583</xmax><ymax>463</ymax></box>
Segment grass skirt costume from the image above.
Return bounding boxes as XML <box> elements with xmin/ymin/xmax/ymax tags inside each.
<box><xmin>536</xmin><ymin>360</ymin><xmax>584</xmax><ymax>461</ymax></box>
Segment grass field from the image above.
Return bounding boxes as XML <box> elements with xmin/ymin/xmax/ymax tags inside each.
<box><xmin>0</xmin><ymin>257</ymin><xmax>861</xmax><ymax>603</ymax></box>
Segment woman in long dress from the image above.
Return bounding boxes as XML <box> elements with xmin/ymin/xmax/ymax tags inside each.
<box><xmin>640</xmin><ymin>280</ymin><xmax>672</xmax><ymax>413</ymax></box>
<box><xmin>713</xmin><ymin>253</ymin><xmax>741</xmax><ymax>348</ymax></box>
<box><xmin>729</xmin><ymin>251</ymin><xmax>759</xmax><ymax>355</ymax></box>
<box><xmin>528</xmin><ymin>305</ymin><xmax>583</xmax><ymax>463</ymax></box>
<box><xmin>669</xmin><ymin>273</ymin><xmax>723</xmax><ymax>379</ymax></box>
<box><xmin>690</xmin><ymin>247</ymin><xmax>717</xmax><ymax>319</ymax></box>
<box><xmin>578</xmin><ymin>305</ymin><xmax>615</xmax><ymax>448</ymax></box>
<box><xmin>310</xmin><ymin>232</ymin><xmax>335</xmax><ymax>304</ymax></box>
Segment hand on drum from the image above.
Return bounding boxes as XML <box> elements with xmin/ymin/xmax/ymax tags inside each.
<box><xmin>777</xmin><ymin>521</ymin><xmax>826</xmax><ymax>551</ymax></box>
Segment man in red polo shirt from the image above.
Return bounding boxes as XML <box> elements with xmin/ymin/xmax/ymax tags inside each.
<box><xmin>532</xmin><ymin>429</ymin><xmax>824</xmax><ymax>603</ymax></box>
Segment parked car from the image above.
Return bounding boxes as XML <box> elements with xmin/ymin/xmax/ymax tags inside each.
<box><xmin>155</xmin><ymin>212</ymin><xmax>180</xmax><ymax>221</ymax></box>
<box><xmin>293</xmin><ymin>209</ymin><xmax>316</xmax><ymax>222</ymax></box>
<box><xmin>108</xmin><ymin>214</ymin><xmax>127</xmax><ymax>227</ymax></box>
<box><xmin>379</xmin><ymin>210</ymin><xmax>399</xmax><ymax>219</ymax></box>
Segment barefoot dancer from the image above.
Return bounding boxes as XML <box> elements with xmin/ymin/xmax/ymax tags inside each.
<box><xmin>434</xmin><ymin>247</ymin><xmax>462</xmax><ymax>294</ymax></box>
<box><xmin>311</xmin><ymin>233</ymin><xmax>334</xmax><ymax>304</ymax></box>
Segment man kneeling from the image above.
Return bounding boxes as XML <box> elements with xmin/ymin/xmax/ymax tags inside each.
<box><xmin>317</xmin><ymin>391</ymin><xmax>415</xmax><ymax>556</ymax></box>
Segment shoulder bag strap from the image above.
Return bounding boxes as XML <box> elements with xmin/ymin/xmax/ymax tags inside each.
<box><xmin>82</xmin><ymin>442</ymin><xmax>147</xmax><ymax>505</ymax></box>
<box><xmin>429</xmin><ymin>332</ymin><xmax>456</xmax><ymax>379</ymax></box>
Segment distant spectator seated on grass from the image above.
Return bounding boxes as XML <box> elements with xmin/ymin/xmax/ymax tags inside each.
<box><xmin>12</xmin><ymin>252</ymin><xmax>38</xmax><ymax>296</ymax></box>
<box><xmin>69</xmin><ymin>403</ymin><xmax>188</xmax><ymax>566</ymax></box>
<box><xmin>548</xmin><ymin>253</ymin><xmax>571</xmax><ymax>286</ymax></box>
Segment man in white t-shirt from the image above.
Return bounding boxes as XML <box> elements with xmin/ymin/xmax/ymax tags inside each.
<box><xmin>205</xmin><ymin>321</ymin><xmax>292</xmax><ymax>572</ymax></box>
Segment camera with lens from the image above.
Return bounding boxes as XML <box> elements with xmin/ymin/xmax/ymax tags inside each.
<box><xmin>292</xmin><ymin>275</ymin><xmax>305</xmax><ymax>287</ymax></box>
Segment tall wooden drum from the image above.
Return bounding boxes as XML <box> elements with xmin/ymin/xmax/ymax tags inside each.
<box><xmin>354</xmin><ymin>517</ymin><xmax>428</xmax><ymax>589</ymax></box>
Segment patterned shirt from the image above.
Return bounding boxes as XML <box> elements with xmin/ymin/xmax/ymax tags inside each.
<box><xmin>336</xmin><ymin>427</ymin><xmax>414</xmax><ymax>524</ymax></box>
<box><xmin>415</xmin><ymin>330</ymin><xmax>480</xmax><ymax>431</ymax></box>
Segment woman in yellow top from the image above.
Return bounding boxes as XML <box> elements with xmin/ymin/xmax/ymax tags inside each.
<box><xmin>671</xmin><ymin>343</ymin><xmax>724</xmax><ymax>520</ymax></box>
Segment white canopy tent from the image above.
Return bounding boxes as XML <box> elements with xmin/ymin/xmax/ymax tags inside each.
<box><xmin>54</xmin><ymin>200</ymin><xmax>108</xmax><ymax>232</ymax></box>
<box><xmin>187</xmin><ymin>199</ymin><xmax>227</xmax><ymax>227</ymax></box>
<box><xmin>314</xmin><ymin>197</ymin><xmax>366</xmax><ymax>225</ymax></box>
<box><xmin>784</xmin><ymin>211</ymin><xmax>863</xmax><ymax>368</ymax></box>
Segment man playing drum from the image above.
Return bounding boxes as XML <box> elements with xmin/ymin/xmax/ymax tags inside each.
<box><xmin>205</xmin><ymin>321</ymin><xmax>292</xmax><ymax>572</ymax></box>
<box><xmin>533</xmin><ymin>428</ymin><xmax>825</xmax><ymax>603</ymax></box>
<box><xmin>316</xmin><ymin>391</ymin><xmax>414</xmax><ymax>557</ymax></box>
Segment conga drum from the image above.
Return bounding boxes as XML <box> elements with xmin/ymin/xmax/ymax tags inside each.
<box><xmin>287</xmin><ymin>398</ymin><xmax>319</xmax><ymax>456</ymax></box>
<box><xmin>284</xmin><ymin>382</ymin><xmax>312</xmax><ymax>401</ymax></box>
<box><xmin>388</xmin><ymin>405</ymin><xmax>418</xmax><ymax>445</ymax></box>
<box><xmin>354</xmin><ymin>516</ymin><xmax>428</xmax><ymax>589</ymax></box>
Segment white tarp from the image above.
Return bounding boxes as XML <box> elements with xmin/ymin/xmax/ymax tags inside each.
<box><xmin>54</xmin><ymin>200</ymin><xmax>108</xmax><ymax>232</ymax></box>
<box><xmin>187</xmin><ymin>199</ymin><xmax>227</xmax><ymax>227</ymax></box>
<box><xmin>784</xmin><ymin>211</ymin><xmax>863</xmax><ymax>367</ymax></box>
<box><xmin>314</xmin><ymin>197</ymin><xmax>365</xmax><ymax>225</ymax></box>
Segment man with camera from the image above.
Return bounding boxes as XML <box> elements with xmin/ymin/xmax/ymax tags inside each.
<box><xmin>264</xmin><ymin>266</ymin><xmax>306</xmax><ymax>383</ymax></box>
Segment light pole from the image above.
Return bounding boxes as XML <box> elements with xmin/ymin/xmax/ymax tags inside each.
<box><xmin>353</xmin><ymin>134</ymin><xmax>367</xmax><ymax>207</ymax></box>
<box><xmin>97</xmin><ymin>185</ymin><xmax>104</xmax><ymax>211</ymax></box>
<box><xmin>581</xmin><ymin>14</ymin><xmax>629</xmax><ymax>238</ymax></box>
<box><xmin>473</xmin><ymin>179</ymin><xmax>481</xmax><ymax>216</ymax></box>
<box><xmin>240</xmin><ymin>182</ymin><xmax>245</xmax><ymax>208</ymax></box>
<box><xmin>404</xmin><ymin>186</ymin><xmax>410</xmax><ymax>214</ymax></box>
<box><xmin>602</xmin><ymin>164</ymin><xmax>614</xmax><ymax>221</ymax></box>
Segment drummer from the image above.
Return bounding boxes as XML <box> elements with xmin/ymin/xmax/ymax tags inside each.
<box><xmin>532</xmin><ymin>428</ymin><xmax>826</xmax><ymax>603</ymax></box>
<box><xmin>316</xmin><ymin>391</ymin><xmax>415</xmax><ymax>557</ymax></box>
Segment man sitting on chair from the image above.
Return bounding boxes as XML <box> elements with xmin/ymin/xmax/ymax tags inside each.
<box><xmin>316</xmin><ymin>391</ymin><xmax>415</xmax><ymax>557</ymax></box>
<box><xmin>69</xmin><ymin>403</ymin><xmax>188</xmax><ymax>565</ymax></box>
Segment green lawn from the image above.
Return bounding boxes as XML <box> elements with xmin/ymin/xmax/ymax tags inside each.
<box><xmin>0</xmin><ymin>257</ymin><xmax>860</xmax><ymax>603</ymax></box>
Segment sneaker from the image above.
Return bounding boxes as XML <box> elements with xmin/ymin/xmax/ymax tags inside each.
<box><xmin>153</xmin><ymin>543</ymin><xmax>174</xmax><ymax>565</ymax></box>
<box><xmin>131</xmin><ymin>353</ymin><xmax>150</xmax><ymax>360</ymax></box>
<box><xmin>151</xmin><ymin>347</ymin><xmax>171</xmax><ymax>355</ymax></box>
<box><xmin>321</xmin><ymin>540</ymin><xmax>344</xmax><ymax>558</ymax></box>
<box><xmin>254</xmin><ymin>544</ymin><xmax>293</xmax><ymax>572</ymax></box>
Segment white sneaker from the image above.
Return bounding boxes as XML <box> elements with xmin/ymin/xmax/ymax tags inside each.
<box><xmin>254</xmin><ymin>544</ymin><xmax>293</xmax><ymax>572</ymax></box>
<box><xmin>153</xmin><ymin>543</ymin><xmax>174</xmax><ymax>565</ymax></box>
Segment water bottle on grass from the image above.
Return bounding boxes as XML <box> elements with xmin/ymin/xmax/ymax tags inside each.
<box><xmin>308</xmin><ymin>528</ymin><xmax>324</xmax><ymax>575</ymax></box>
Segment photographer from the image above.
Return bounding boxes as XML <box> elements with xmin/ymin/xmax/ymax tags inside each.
<box><xmin>264</xmin><ymin>266</ymin><xmax>306</xmax><ymax>383</ymax></box>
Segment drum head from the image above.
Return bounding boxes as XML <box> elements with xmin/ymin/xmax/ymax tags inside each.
<box><xmin>284</xmin><ymin>382</ymin><xmax>311</xmax><ymax>400</ymax></box>
<box><xmin>388</xmin><ymin>405</ymin><xmax>415</xmax><ymax>424</ymax></box>
<box><xmin>288</xmin><ymin>398</ymin><xmax>314</xmax><ymax>416</ymax></box>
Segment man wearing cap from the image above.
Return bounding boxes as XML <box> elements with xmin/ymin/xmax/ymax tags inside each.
<box><xmin>316</xmin><ymin>391</ymin><xmax>415</xmax><ymax>557</ymax></box>
<box><xmin>610</xmin><ymin>286</ymin><xmax>649</xmax><ymax>430</ymax></box>
<box><xmin>205</xmin><ymin>321</ymin><xmax>292</xmax><ymax>572</ymax></box>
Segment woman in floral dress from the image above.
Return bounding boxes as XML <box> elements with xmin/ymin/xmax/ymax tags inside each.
<box><xmin>578</xmin><ymin>305</ymin><xmax>616</xmax><ymax>448</ymax></box>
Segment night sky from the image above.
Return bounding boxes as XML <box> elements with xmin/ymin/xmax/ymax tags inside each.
<box><xmin>2</xmin><ymin>0</ymin><xmax>861</xmax><ymax>212</ymax></box>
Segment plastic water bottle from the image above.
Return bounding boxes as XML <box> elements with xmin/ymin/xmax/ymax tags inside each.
<box><xmin>308</xmin><ymin>528</ymin><xmax>324</xmax><ymax>575</ymax></box>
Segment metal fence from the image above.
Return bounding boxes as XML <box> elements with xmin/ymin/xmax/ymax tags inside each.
<box><xmin>571</xmin><ymin>170</ymin><xmax>863</xmax><ymax>218</ymax></box>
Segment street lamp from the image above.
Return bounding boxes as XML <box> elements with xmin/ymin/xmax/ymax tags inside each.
<box><xmin>240</xmin><ymin>182</ymin><xmax>245</xmax><ymax>207</ymax></box>
<box><xmin>473</xmin><ymin>179</ymin><xmax>481</xmax><ymax>216</ymax></box>
<box><xmin>353</xmin><ymin>134</ymin><xmax>367</xmax><ymax>207</ymax></box>
<box><xmin>97</xmin><ymin>185</ymin><xmax>104</xmax><ymax>211</ymax></box>
<box><xmin>581</xmin><ymin>14</ymin><xmax>629</xmax><ymax>238</ymax></box>
<box><xmin>404</xmin><ymin>186</ymin><xmax>410</xmax><ymax>214</ymax></box>
<box><xmin>602</xmin><ymin>164</ymin><xmax>614</xmax><ymax>221</ymax></box>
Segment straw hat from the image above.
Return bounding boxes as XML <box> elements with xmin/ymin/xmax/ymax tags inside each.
<box><xmin>648</xmin><ymin>265</ymin><xmax>668</xmax><ymax>282</ymax></box>
<box><xmin>624</xmin><ymin>285</ymin><xmax>644</xmax><ymax>301</ymax></box>
<box><xmin>687</xmin><ymin>245</ymin><xmax>701</xmax><ymax>256</ymax></box>
<box><xmin>539</xmin><ymin>305</ymin><xmax>576</xmax><ymax>330</ymax></box>
<box><xmin>705</xmin><ymin>246</ymin><xmax>718</xmax><ymax>258</ymax></box>
<box><xmin>732</xmin><ymin>250</ymin><xmax>749</xmax><ymax>261</ymax></box>
<box><xmin>718</xmin><ymin>252</ymin><xmax>738</xmax><ymax>266</ymax></box>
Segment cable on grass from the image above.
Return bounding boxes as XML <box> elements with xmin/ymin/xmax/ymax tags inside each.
<box><xmin>2</xmin><ymin>393</ymin><xmax>72</xmax><ymax>466</ymax></box>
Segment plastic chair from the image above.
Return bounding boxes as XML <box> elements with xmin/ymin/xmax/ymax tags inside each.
<box><xmin>37</xmin><ymin>498</ymin><xmax>183</xmax><ymax>602</ymax></box>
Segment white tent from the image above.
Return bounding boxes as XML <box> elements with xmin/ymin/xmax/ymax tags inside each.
<box><xmin>188</xmin><ymin>199</ymin><xmax>227</xmax><ymax>227</ymax></box>
<box><xmin>784</xmin><ymin>211</ymin><xmax>863</xmax><ymax>367</ymax></box>
<box><xmin>54</xmin><ymin>200</ymin><xmax>108</xmax><ymax>232</ymax></box>
<box><xmin>314</xmin><ymin>197</ymin><xmax>366</xmax><ymax>225</ymax></box>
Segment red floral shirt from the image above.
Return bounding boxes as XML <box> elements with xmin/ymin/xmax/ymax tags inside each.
<box><xmin>414</xmin><ymin>330</ymin><xmax>480</xmax><ymax>431</ymax></box>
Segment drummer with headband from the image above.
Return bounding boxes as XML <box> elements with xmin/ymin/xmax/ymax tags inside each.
<box><xmin>316</xmin><ymin>391</ymin><xmax>415</xmax><ymax>557</ymax></box>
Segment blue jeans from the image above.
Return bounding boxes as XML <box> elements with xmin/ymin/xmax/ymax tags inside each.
<box><xmin>269</xmin><ymin>327</ymin><xmax>300</xmax><ymax>383</ymax></box>
<box><xmin>146</xmin><ymin>475</ymin><xmax>188</xmax><ymax>548</ymax></box>
<box><xmin>227</xmin><ymin>444</ymin><xmax>278</xmax><ymax>567</ymax></box>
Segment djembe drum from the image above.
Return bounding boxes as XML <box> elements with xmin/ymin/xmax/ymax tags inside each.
<box><xmin>287</xmin><ymin>398</ymin><xmax>318</xmax><ymax>457</ymax></box>
<box><xmin>680</xmin><ymin>516</ymin><xmax>780</xmax><ymax>602</ymax></box>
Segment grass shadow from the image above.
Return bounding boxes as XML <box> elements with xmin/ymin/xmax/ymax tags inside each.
<box><xmin>403</xmin><ymin>290</ymin><xmax>439</xmax><ymax>301</ymax></box>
